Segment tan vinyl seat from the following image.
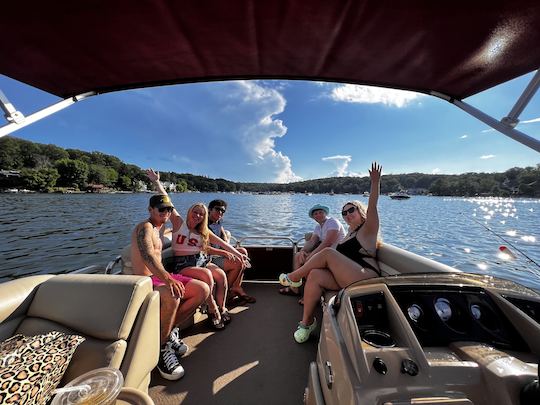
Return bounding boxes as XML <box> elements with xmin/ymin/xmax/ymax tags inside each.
<box><xmin>0</xmin><ymin>274</ymin><xmax>160</xmax><ymax>394</ymax></box>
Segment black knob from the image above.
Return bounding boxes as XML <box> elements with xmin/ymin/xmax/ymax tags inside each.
<box><xmin>373</xmin><ymin>357</ymin><xmax>387</xmax><ymax>375</ymax></box>
<box><xmin>401</xmin><ymin>359</ymin><xmax>419</xmax><ymax>376</ymax></box>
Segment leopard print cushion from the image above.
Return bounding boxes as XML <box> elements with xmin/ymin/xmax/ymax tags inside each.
<box><xmin>0</xmin><ymin>331</ymin><xmax>85</xmax><ymax>405</ymax></box>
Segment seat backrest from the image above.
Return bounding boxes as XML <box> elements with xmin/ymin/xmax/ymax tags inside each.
<box><xmin>0</xmin><ymin>274</ymin><xmax>159</xmax><ymax>392</ymax></box>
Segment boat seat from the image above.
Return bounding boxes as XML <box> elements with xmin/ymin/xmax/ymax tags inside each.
<box><xmin>0</xmin><ymin>274</ymin><xmax>160</xmax><ymax>394</ymax></box>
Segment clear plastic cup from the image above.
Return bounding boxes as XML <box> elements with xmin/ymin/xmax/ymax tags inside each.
<box><xmin>51</xmin><ymin>367</ymin><xmax>123</xmax><ymax>405</ymax></box>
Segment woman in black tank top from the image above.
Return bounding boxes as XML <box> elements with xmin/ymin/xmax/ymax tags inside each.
<box><xmin>278</xmin><ymin>162</ymin><xmax>382</xmax><ymax>343</ymax></box>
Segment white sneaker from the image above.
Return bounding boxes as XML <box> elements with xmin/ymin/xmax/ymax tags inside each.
<box><xmin>168</xmin><ymin>327</ymin><xmax>189</xmax><ymax>357</ymax></box>
<box><xmin>157</xmin><ymin>342</ymin><xmax>185</xmax><ymax>380</ymax></box>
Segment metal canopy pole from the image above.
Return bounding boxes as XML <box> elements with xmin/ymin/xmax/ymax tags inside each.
<box><xmin>502</xmin><ymin>69</ymin><xmax>540</xmax><ymax>127</ymax></box>
<box><xmin>453</xmin><ymin>98</ymin><xmax>540</xmax><ymax>153</ymax></box>
<box><xmin>0</xmin><ymin>91</ymin><xmax>95</xmax><ymax>138</ymax></box>
<box><xmin>430</xmin><ymin>90</ymin><xmax>540</xmax><ymax>153</ymax></box>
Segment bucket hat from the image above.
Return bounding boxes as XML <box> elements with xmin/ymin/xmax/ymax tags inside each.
<box><xmin>308</xmin><ymin>204</ymin><xmax>329</xmax><ymax>217</ymax></box>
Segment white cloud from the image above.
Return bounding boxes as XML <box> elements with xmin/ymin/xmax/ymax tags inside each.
<box><xmin>460</xmin><ymin>135</ymin><xmax>468</xmax><ymax>139</ymax></box>
<box><xmin>432</xmin><ymin>168</ymin><xmax>441</xmax><ymax>174</ymax></box>
<box><xmin>328</xmin><ymin>84</ymin><xmax>423</xmax><ymax>107</ymax></box>
<box><xmin>480</xmin><ymin>155</ymin><xmax>495</xmax><ymax>159</ymax></box>
<box><xmin>481</xmin><ymin>128</ymin><xmax>495</xmax><ymax>133</ymax></box>
<box><xmin>131</xmin><ymin>81</ymin><xmax>301</xmax><ymax>183</ymax></box>
<box><xmin>322</xmin><ymin>155</ymin><xmax>361</xmax><ymax>177</ymax></box>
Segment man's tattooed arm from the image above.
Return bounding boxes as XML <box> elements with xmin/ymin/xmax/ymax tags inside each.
<box><xmin>136</xmin><ymin>223</ymin><xmax>168</xmax><ymax>281</ymax></box>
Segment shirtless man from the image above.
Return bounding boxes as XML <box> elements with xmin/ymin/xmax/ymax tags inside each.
<box><xmin>131</xmin><ymin>194</ymin><xmax>209</xmax><ymax>380</ymax></box>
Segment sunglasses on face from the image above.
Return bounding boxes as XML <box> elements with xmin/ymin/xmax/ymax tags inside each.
<box><xmin>214</xmin><ymin>207</ymin><xmax>226</xmax><ymax>214</ymax></box>
<box><xmin>158</xmin><ymin>207</ymin><xmax>173</xmax><ymax>213</ymax></box>
<box><xmin>341</xmin><ymin>206</ymin><xmax>356</xmax><ymax>216</ymax></box>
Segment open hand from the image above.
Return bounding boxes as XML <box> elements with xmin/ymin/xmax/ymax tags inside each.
<box><xmin>369</xmin><ymin>162</ymin><xmax>382</xmax><ymax>183</ymax></box>
<box><xmin>146</xmin><ymin>168</ymin><xmax>159</xmax><ymax>183</ymax></box>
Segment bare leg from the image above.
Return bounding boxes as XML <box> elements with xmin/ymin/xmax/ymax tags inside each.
<box><xmin>225</xmin><ymin>247</ymin><xmax>248</xmax><ymax>297</ymax></box>
<box><xmin>180</xmin><ymin>266</ymin><xmax>219</xmax><ymax>314</ymax></box>
<box><xmin>207</xmin><ymin>263</ymin><xmax>228</xmax><ymax>311</ymax></box>
<box><xmin>301</xmin><ymin>269</ymin><xmax>339</xmax><ymax>326</ymax></box>
<box><xmin>155</xmin><ymin>285</ymin><xmax>180</xmax><ymax>345</ymax></box>
<box><xmin>174</xmin><ymin>279</ymin><xmax>210</xmax><ymax>329</ymax></box>
<box><xmin>288</xmin><ymin>247</ymin><xmax>377</xmax><ymax>285</ymax></box>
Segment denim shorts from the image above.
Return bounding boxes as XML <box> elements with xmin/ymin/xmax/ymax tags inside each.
<box><xmin>173</xmin><ymin>254</ymin><xmax>209</xmax><ymax>273</ymax></box>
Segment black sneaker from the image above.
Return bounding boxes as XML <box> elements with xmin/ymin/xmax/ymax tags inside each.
<box><xmin>168</xmin><ymin>327</ymin><xmax>189</xmax><ymax>357</ymax></box>
<box><xmin>157</xmin><ymin>342</ymin><xmax>185</xmax><ymax>380</ymax></box>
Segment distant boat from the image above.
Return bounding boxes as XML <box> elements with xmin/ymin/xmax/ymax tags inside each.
<box><xmin>389</xmin><ymin>191</ymin><xmax>411</xmax><ymax>200</ymax></box>
<box><xmin>362</xmin><ymin>191</ymin><xmax>370</xmax><ymax>197</ymax></box>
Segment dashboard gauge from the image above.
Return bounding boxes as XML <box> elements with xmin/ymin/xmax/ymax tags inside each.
<box><xmin>470</xmin><ymin>304</ymin><xmax>482</xmax><ymax>320</ymax></box>
<box><xmin>434</xmin><ymin>298</ymin><xmax>452</xmax><ymax>322</ymax></box>
<box><xmin>407</xmin><ymin>304</ymin><xmax>423</xmax><ymax>322</ymax></box>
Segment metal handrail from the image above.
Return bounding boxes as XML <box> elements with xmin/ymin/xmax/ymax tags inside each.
<box><xmin>236</xmin><ymin>235</ymin><xmax>296</xmax><ymax>246</ymax></box>
<box><xmin>105</xmin><ymin>255</ymin><xmax>123</xmax><ymax>274</ymax></box>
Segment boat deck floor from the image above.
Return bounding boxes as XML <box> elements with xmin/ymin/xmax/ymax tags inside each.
<box><xmin>148</xmin><ymin>282</ymin><xmax>320</xmax><ymax>405</ymax></box>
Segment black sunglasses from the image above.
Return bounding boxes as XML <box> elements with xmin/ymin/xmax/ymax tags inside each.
<box><xmin>214</xmin><ymin>207</ymin><xmax>226</xmax><ymax>214</ymax></box>
<box><xmin>341</xmin><ymin>206</ymin><xmax>356</xmax><ymax>216</ymax></box>
<box><xmin>158</xmin><ymin>207</ymin><xmax>173</xmax><ymax>213</ymax></box>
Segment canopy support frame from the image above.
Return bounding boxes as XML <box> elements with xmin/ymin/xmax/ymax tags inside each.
<box><xmin>0</xmin><ymin>90</ymin><xmax>95</xmax><ymax>138</ymax></box>
<box><xmin>502</xmin><ymin>69</ymin><xmax>540</xmax><ymax>127</ymax></box>
<box><xmin>431</xmin><ymin>77</ymin><xmax>540</xmax><ymax>154</ymax></box>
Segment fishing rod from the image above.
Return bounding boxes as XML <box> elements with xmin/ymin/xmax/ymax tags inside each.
<box><xmin>464</xmin><ymin>213</ymin><xmax>540</xmax><ymax>269</ymax></box>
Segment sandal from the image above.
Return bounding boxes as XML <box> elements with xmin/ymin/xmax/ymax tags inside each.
<box><xmin>221</xmin><ymin>309</ymin><xmax>232</xmax><ymax>324</ymax></box>
<box><xmin>208</xmin><ymin>312</ymin><xmax>225</xmax><ymax>330</ymax></box>
<box><xmin>294</xmin><ymin>318</ymin><xmax>317</xmax><ymax>343</ymax></box>
<box><xmin>279</xmin><ymin>273</ymin><xmax>302</xmax><ymax>288</ymax></box>
<box><xmin>279</xmin><ymin>286</ymin><xmax>300</xmax><ymax>296</ymax></box>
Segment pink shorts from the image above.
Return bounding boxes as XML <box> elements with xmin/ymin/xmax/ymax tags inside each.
<box><xmin>151</xmin><ymin>274</ymin><xmax>191</xmax><ymax>288</ymax></box>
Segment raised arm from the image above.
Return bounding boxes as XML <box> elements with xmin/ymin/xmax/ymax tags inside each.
<box><xmin>364</xmin><ymin>162</ymin><xmax>382</xmax><ymax>235</ymax></box>
<box><xmin>135</xmin><ymin>223</ymin><xmax>185</xmax><ymax>298</ymax></box>
<box><xmin>146</xmin><ymin>168</ymin><xmax>183</xmax><ymax>230</ymax></box>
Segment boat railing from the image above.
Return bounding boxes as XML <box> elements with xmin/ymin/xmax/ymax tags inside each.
<box><xmin>104</xmin><ymin>255</ymin><xmax>123</xmax><ymax>275</ymax></box>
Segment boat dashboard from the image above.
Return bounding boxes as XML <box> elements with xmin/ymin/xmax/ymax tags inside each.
<box><xmin>308</xmin><ymin>274</ymin><xmax>540</xmax><ymax>405</ymax></box>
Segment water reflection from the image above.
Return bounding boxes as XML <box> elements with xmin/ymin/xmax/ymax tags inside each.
<box><xmin>0</xmin><ymin>194</ymin><xmax>539</xmax><ymax>291</ymax></box>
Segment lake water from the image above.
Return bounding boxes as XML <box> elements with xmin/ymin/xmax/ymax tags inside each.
<box><xmin>1</xmin><ymin>193</ymin><xmax>539</xmax><ymax>291</ymax></box>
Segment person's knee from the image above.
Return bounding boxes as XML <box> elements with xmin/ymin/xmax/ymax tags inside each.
<box><xmin>197</xmin><ymin>268</ymin><xmax>214</xmax><ymax>286</ymax></box>
<box><xmin>186</xmin><ymin>280</ymin><xmax>210</xmax><ymax>303</ymax></box>
<box><xmin>238</xmin><ymin>247</ymin><xmax>248</xmax><ymax>255</ymax></box>
<box><xmin>321</xmin><ymin>247</ymin><xmax>334</xmax><ymax>255</ymax></box>
<box><xmin>213</xmin><ymin>268</ymin><xmax>227</xmax><ymax>284</ymax></box>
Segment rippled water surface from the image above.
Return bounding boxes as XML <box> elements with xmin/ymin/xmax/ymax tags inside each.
<box><xmin>1</xmin><ymin>193</ymin><xmax>539</xmax><ymax>290</ymax></box>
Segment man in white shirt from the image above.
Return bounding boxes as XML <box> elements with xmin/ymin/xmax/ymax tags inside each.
<box><xmin>279</xmin><ymin>204</ymin><xmax>346</xmax><ymax>298</ymax></box>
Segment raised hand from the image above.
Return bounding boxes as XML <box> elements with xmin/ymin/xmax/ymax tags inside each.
<box><xmin>146</xmin><ymin>168</ymin><xmax>159</xmax><ymax>183</ymax></box>
<box><xmin>369</xmin><ymin>162</ymin><xmax>382</xmax><ymax>183</ymax></box>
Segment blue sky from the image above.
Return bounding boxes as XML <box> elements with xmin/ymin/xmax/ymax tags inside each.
<box><xmin>1</xmin><ymin>73</ymin><xmax>539</xmax><ymax>183</ymax></box>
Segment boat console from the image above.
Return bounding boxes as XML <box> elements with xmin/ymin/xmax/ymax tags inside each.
<box><xmin>306</xmin><ymin>274</ymin><xmax>540</xmax><ymax>405</ymax></box>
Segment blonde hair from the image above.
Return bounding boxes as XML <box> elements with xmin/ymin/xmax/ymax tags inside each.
<box><xmin>342</xmin><ymin>200</ymin><xmax>383</xmax><ymax>248</ymax></box>
<box><xmin>186</xmin><ymin>203</ymin><xmax>210</xmax><ymax>252</ymax></box>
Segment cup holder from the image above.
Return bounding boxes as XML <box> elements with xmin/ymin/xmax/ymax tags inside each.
<box><xmin>361</xmin><ymin>329</ymin><xmax>396</xmax><ymax>348</ymax></box>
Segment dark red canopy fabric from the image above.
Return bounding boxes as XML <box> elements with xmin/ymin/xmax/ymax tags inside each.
<box><xmin>1</xmin><ymin>1</ymin><xmax>539</xmax><ymax>99</ymax></box>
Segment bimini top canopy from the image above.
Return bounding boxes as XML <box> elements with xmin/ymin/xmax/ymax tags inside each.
<box><xmin>1</xmin><ymin>0</ymin><xmax>540</xmax><ymax>100</ymax></box>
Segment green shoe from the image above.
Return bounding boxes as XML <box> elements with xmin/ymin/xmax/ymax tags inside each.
<box><xmin>294</xmin><ymin>318</ymin><xmax>317</xmax><ymax>343</ymax></box>
<box><xmin>279</xmin><ymin>273</ymin><xmax>303</xmax><ymax>288</ymax></box>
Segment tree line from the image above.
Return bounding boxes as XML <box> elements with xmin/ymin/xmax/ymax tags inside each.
<box><xmin>1</xmin><ymin>136</ymin><xmax>538</xmax><ymax>196</ymax></box>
